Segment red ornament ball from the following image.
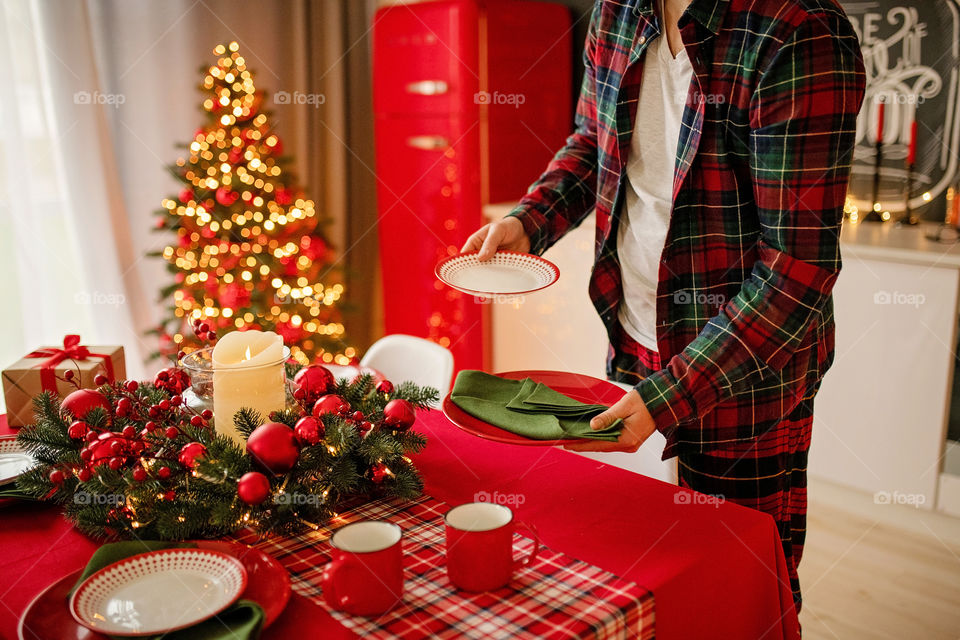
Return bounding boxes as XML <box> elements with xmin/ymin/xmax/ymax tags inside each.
<box><xmin>237</xmin><ymin>471</ymin><xmax>271</xmax><ymax>505</ymax></box>
<box><xmin>49</xmin><ymin>469</ymin><xmax>65</xmax><ymax>485</ymax></box>
<box><xmin>178</xmin><ymin>442</ymin><xmax>208</xmax><ymax>469</ymax></box>
<box><xmin>157</xmin><ymin>466</ymin><xmax>172</xmax><ymax>479</ymax></box>
<box><xmin>294</xmin><ymin>365</ymin><xmax>335</xmax><ymax>399</ymax></box>
<box><xmin>215</xmin><ymin>186</ymin><xmax>239</xmax><ymax>206</ymax></box>
<box><xmin>68</xmin><ymin>421</ymin><xmax>87</xmax><ymax>439</ymax></box>
<box><xmin>163</xmin><ymin>490</ymin><xmax>176</xmax><ymax>502</ymax></box>
<box><xmin>94</xmin><ymin>374</ymin><xmax>109</xmax><ymax>386</ymax></box>
<box><xmin>383</xmin><ymin>399</ymin><xmax>416</xmax><ymax>431</ymax></box>
<box><xmin>246</xmin><ymin>422</ymin><xmax>300</xmax><ymax>474</ymax></box>
<box><xmin>294</xmin><ymin>416</ymin><xmax>324</xmax><ymax>446</ymax></box>
<box><xmin>376</xmin><ymin>380</ymin><xmax>394</xmax><ymax>395</ymax></box>
<box><xmin>154</xmin><ymin>367</ymin><xmax>190</xmax><ymax>395</ymax></box>
<box><xmin>370</xmin><ymin>463</ymin><xmax>388</xmax><ymax>485</ymax></box>
<box><xmin>132</xmin><ymin>467</ymin><xmax>147</xmax><ymax>482</ymax></box>
<box><xmin>312</xmin><ymin>394</ymin><xmax>350</xmax><ymax>418</ymax></box>
<box><xmin>77</xmin><ymin>468</ymin><xmax>92</xmax><ymax>482</ymax></box>
<box><xmin>61</xmin><ymin>389</ymin><xmax>110</xmax><ymax>420</ymax></box>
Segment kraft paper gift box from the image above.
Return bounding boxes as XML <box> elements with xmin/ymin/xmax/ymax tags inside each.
<box><xmin>1</xmin><ymin>336</ymin><xmax>126</xmax><ymax>427</ymax></box>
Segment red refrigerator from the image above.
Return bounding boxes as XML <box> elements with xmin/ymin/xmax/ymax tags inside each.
<box><xmin>372</xmin><ymin>0</ymin><xmax>572</xmax><ymax>372</ymax></box>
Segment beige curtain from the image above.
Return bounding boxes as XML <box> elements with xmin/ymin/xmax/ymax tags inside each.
<box><xmin>83</xmin><ymin>0</ymin><xmax>381</xmax><ymax>364</ymax></box>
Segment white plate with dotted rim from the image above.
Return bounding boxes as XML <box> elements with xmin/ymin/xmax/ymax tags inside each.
<box><xmin>435</xmin><ymin>251</ymin><xmax>559</xmax><ymax>296</ymax></box>
<box><xmin>0</xmin><ymin>435</ymin><xmax>35</xmax><ymax>486</ymax></box>
<box><xmin>69</xmin><ymin>548</ymin><xmax>248</xmax><ymax>636</ymax></box>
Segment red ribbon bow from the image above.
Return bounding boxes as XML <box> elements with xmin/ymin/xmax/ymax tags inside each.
<box><xmin>25</xmin><ymin>335</ymin><xmax>115</xmax><ymax>392</ymax></box>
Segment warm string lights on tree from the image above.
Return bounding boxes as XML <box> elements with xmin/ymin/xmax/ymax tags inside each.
<box><xmin>151</xmin><ymin>41</ymin><xmax>353</xmax><ymax>366</ymax></box>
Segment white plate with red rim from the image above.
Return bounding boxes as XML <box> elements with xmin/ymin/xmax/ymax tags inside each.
<box><xmin>69</xmin><ymin>548</ymin><xmax>248</xmax><ymax>636</ymax></box>
<box><xmin>0</xmin><ymin>434</ymin><xmax>35</xmax><ymax>486</ymax></box>
<box><xmin>435</xmin><ymin>251</ymin><xmax>559</xmax><ymax>297</ymax></box>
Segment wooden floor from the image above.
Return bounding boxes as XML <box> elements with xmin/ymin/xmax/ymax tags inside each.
<box><xmin>798</xmin><ymin>478</ymin><xmax>960</xmax><ymax>639</ymax></box>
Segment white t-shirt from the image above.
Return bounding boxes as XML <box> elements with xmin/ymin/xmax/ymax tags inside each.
<box><xmin>616</xmin><ymin>32</ymin><xmax>693</xmax><ymax>351</ymax></box>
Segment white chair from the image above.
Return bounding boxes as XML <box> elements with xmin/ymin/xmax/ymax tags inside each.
<box><xmin>360</xmin><ymin>334</ymin><xmax>455</xmax><ymax>404</ymax></box>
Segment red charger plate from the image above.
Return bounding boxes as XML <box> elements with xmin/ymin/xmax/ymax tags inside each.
<box><xmin>441</xmin><ymin>370</ymin><xmax>627</xmax><ymax>446</ymax></box>
<box><xmin>18</xmin><ymin>541</ymin><xmax>290</xmax><ymax>640</ymax></box>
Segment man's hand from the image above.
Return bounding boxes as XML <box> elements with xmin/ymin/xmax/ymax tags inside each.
<box><xmin>563</xmin><ymin>390</ymin><xmax>657</xmax><ymax>453</ymax></box>
<box><xmin>461</xmin><ymin>217</ymin><xmax>531</xmax><ymax>261</ymax></box>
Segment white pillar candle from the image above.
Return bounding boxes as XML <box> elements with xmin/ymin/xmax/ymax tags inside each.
<box><xmin>212</xmin><ymin>330</ymin><xmax>286</xmax><ymax>443</ymax></box>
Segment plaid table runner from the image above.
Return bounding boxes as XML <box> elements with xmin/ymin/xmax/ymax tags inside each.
<box><xmin>233</xmin><ymin>495</ymin><xmax>654</xmax><ymax>639</ymax></box>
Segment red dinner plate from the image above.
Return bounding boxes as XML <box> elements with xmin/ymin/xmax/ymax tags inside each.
<box><xmin>18</xmin><ymin>541</ymin><xmax>290</xmax><ymax>640</ymax></box>
<box><xmin>441</xmin><ymin>370</ymin><xmax>627</xmax><ymax>446</ymax></box>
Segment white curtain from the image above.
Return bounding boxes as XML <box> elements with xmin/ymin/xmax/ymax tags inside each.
<box><xmin>0</xmin><ymin>0</ymin><xmax>145</xmax><ymax>406</ymax></box>
<box><xmin>0</xmin><ymin>0</ymin><xmax>378</xmax><ymax>411</ymax></box>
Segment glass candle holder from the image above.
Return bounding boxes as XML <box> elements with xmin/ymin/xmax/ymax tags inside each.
<box><xmin>180</xmin><ymin>346</ymin><xmax>292</xmax><ymax>443</ymax></box>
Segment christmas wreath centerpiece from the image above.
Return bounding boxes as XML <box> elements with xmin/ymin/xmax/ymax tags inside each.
<box><xmin>14</xmin><ymin>347</ymin><xmax>436</xmax><ymax>541</ymax></box>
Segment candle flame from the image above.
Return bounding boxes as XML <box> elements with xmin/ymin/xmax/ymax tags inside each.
<box><xmin>244</xmin><ymin>346</ymin><xmax>251</xmax><ymax>360</ymax></box>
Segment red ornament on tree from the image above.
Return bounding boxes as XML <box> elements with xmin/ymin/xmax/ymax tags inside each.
<box><xmin>61</xmin><ymin>389</ymin><xmax>110</xmax><ymax>420</ymax></box>
<box><xmin>246</xmin><ymin>422</ymin><xmax>300</xmax><ymax>474</ymax></box>
<box><xmin>215</xmin><ymin>186</ymin><xmax>239</xmax><ymax>206</ymax></box>
<box><xmin>383</xmin><ymin>399</ymin><xmax>416</xmax><ymax>431</ymax></box>
<box><xmin>312</xmin><ymin>394</ymin><xmax>350</xmax><ymax>418</ymax></box>
<box><xmin>237</xmin><ymin>471</ymin><xmax>271</xmax><ymax>505</ymax></box>
<box><xmin>154</xmin><ymin>367</ymin><xmax>191</xmax><ymax>395</ymax></box>
<box><xmin>178</xmin><ymin>442</ymin><xmax>208</xmax><ymax>469</ymax></box>
<box><xmin>293</xmin><ymin>416</ymin><xmax>323</xmax><ymax>446</ymax></box>
<box><xmin>293</xmin><ymin>365</ymin><xmax>334</xmax><ymax>401</ymax></box>
<box><xmin>376</xmin><ymin>380</ymin><xmax>394</xmax><ymax>395</ymax></box>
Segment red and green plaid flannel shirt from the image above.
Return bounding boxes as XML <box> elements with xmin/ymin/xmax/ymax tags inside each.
<box><xmin>509</xmin><ymin>0</ymin><xmax>866</xmax><ymax>456</ymax></box>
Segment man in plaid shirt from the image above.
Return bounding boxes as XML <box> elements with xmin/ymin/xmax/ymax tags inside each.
<box><xmin>463</xmin><ymin>0</ymin><xmax>865</xmax><ymax>614</ymax></box>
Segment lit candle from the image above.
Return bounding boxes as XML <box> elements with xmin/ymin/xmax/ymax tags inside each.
<box><xmin>907</xmin><ymin>120</ymin><xmax>917</xmax><ymax>166</ymax></box>
<box><xmin>212</xmin><ymin>330</ymin><xmax>286</xmax><ymax>442</ymax></box>
<box><xmin>876</xmin><ymin>101</ymin><xmax>885</xmax><ymax>144</ymax></box>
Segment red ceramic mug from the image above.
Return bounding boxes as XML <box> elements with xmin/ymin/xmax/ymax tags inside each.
<box><xmin>322</xmin><ymin>520</ymin><xmax>404</xmax><ymax>615</ymax></box>
<box><xmin>444</xmin><ymin>502</ymin><xmax>540</xmax><ymax>592</ymax></box>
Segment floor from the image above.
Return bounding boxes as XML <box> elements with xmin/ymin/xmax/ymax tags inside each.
<box><xmin>798</xmin><ymin>478</ymin><xmax>960</xmax><ymax>639</ymax></box>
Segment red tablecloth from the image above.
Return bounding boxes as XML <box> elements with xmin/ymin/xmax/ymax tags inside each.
<box><xmin>0</xmin><ymin>411</ymin><xmax>800</xmax><ymax>639</ymax></box>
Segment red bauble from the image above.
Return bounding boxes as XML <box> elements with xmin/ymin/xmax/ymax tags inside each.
<box><xmin>154</xmin><ymin>367</ymin><xmax>190</xmax><ymax>395</ymax></box>
<box><xmin>49</xmin><ymin>469</ymin><xmax>65</xmax><ymax>485</ymax></box>
<box><xmin>68</xmin><ymin>421</ymin><xmax>88</xmax><ymax>439</ymax></box>
<box><xmin>312</xmin><ymin>394</ymin><xmax>350</xmax><ymax>418</ymax></box>
<box><xmin>383</xmin><ymin>399</ymin><xmax>416</xmax><ymax>431</ymax></box>
<box><xmin>237</xmin><ymin>471</ymin><xmax>271</xmax><ymax>505</ymax></box>
<box><xmin>376</xmin><ymin>380</ymin><xmax>394</xmax><ymax>395</ymax></box>
<box><xmin>178</xmin><ymin>442</ymin><xmax>208</xmax><ymax>469</ymax></box>
<box><xmin>370</xmin><ymin>463</ymin><xmax>388</xmax><ymax>485</ymax></box>
<box><xmin>61</xmin><ymin>389</ymin><xmax>109</xmax><ymax>420</ymax></box>
<box><xmin>215</xmin><ymin>186</ymin><xmax>239</xmax><ymax>206</ymax></box>
<box><xmin>132</xmin><ymin>467</ymin><xmax>147</xmax><ymax>482</ymax></box>
<box><xmin>246</xmin><ymin>422</ymin><xmax>300</xmax><ymax>474</ymax></box>
<box><xmin>178</xmin><ymin>187</ymin><xmax>195</xmax><ymax>203</ymax></box>
<box><xmin>294</xmin><ymin>416</ymin><xmax>323</xmax><ymax>446</ymax></box>
<box><xmin>293</xmin><ymin>365</ymin><xmax>335</xmax><ymax>400</ymax></box>
<box><xmin>274</xmin><ymin>187</ymin><xmax>292</xmax><ymax>205</ymax></box>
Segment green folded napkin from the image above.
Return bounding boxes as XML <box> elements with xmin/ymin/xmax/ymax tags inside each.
<box><xmin>451</xmin><ymin>370</ymin><xmax>622</xmax><ymax>441</ymax></box>
<box><xmin>73</xmin><ymin>540</ymin><xmax>264</xmax><ymax>640</ymax></box>
<box><xmin>0</xmin><ymin>483</ymin><xmax>33</xmax><ymax>501</ymax></box>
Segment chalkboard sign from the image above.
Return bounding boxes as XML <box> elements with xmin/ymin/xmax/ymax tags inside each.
<box><xmin>842</xmin><ymin>1</ymin><xmax>960</xmax><ymax>219</ymax></box>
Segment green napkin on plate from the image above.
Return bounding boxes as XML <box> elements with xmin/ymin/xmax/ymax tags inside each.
<box><xmin>0</xmin><ymin>483</ymin><xmax>33</xmax><ymax>501</ymax></box>
<box><xmin>73</xmin><ymin>540</ymin><xmax>264</xmax><ymax>640</ymax></box>
<box><xmin>451</xmin><ymin>370</ymin><xmax>622</xmax><ymax>441</ymax></box>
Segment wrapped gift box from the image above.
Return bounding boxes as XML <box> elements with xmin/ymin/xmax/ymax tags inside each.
<box><xmin>1</xmin><ymin>336</ymin><xmax>126</xmax><ymax>427</ymax></box>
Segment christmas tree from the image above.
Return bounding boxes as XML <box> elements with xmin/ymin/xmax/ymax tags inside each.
<box><xmin>153</xmin><ymin>41</ymin><xmax>352</xmax><ymax>366</ymax></box>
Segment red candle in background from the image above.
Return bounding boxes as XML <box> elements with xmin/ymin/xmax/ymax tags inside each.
<box><xmin>907</xmin><ymin>120</ymin><xmax>917</xmax><ymax>166</ymax></box>
<box><xmin>876</xmin><ymin>101</ymin><xmax>885</xmax><ymax>144</ymax></box>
